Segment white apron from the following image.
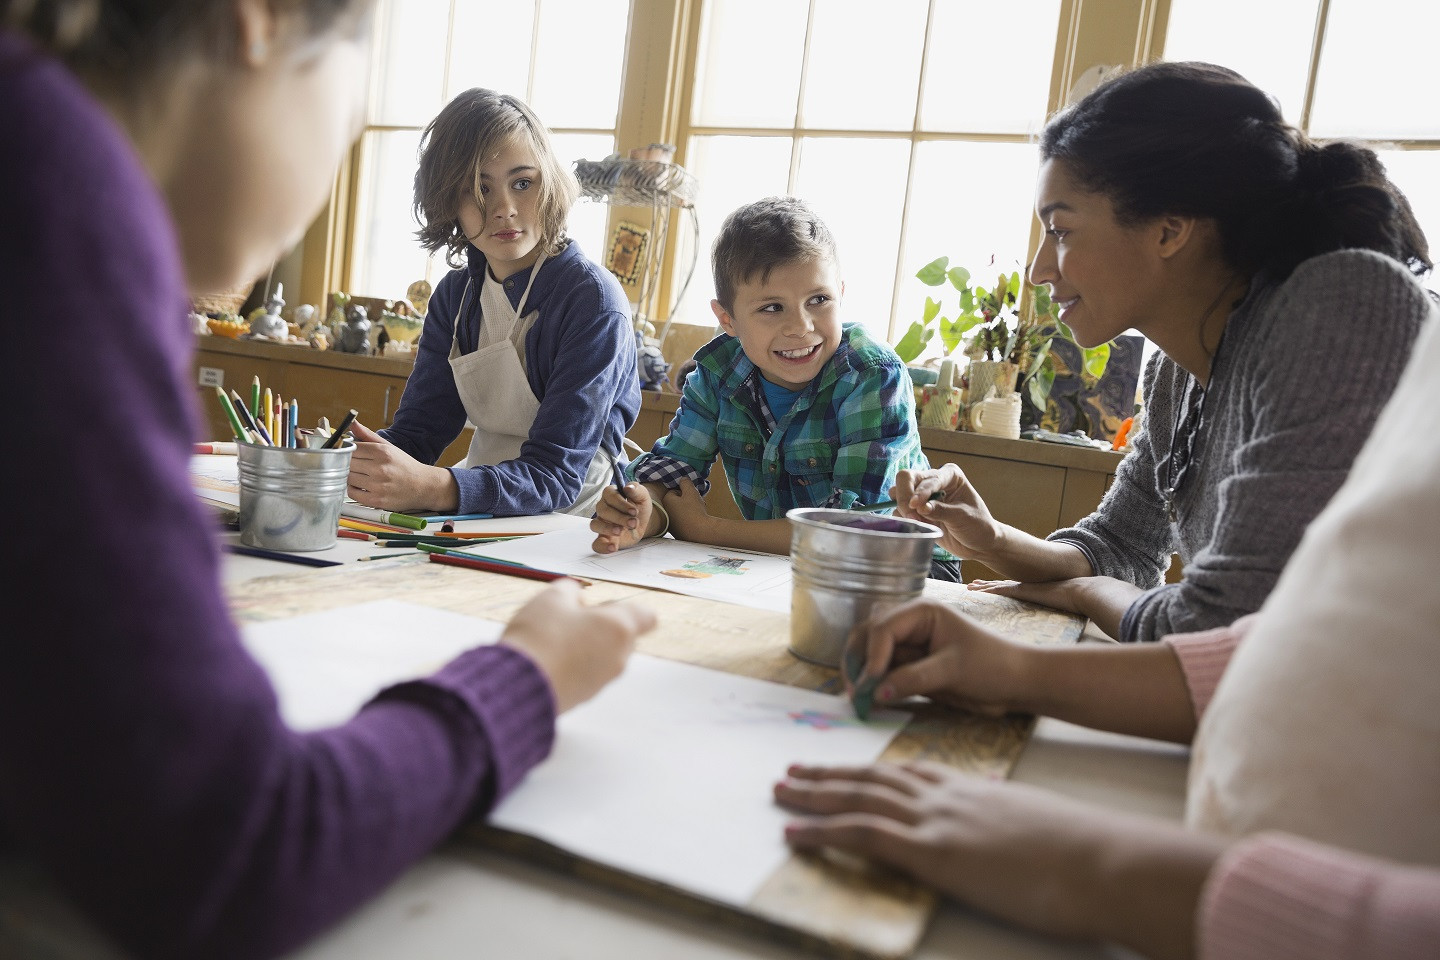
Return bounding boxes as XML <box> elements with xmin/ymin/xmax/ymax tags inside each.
<box><xmin>448</xmin><ymin>254</ymin><xmax>614</xmax><ymax>516</ymax></box>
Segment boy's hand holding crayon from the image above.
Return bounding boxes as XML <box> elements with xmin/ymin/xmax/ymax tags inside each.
<box><xmin>590</xmin><ymin>481</ymin><xmax>665</xmax><ymax>553</ymax></box>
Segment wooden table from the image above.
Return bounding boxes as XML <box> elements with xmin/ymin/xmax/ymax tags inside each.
<box><xmin>218</xmin><ymin>548</ymin><xmax>1082</xmax><ymax>960</ymax></box>
<box><xmin>0</xmin><ymin>538</ymin><xmax>1190</xmax><ymax>960</ymax></box>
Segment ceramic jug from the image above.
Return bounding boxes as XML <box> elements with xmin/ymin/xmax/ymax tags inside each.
<box><xmin>968</xmin><ymin>388</ymin><xmax>1022</xmax><ymax>439</ymax></box>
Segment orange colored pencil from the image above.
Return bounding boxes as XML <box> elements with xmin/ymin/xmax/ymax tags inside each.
<box><xmin>336</xmin><ymin>529</ymin><xmax>376</xmax><ymax>541</ymax></box>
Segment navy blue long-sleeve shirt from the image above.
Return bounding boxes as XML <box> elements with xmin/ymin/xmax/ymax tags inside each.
<box><xmin>380</xmin><ymin>241</ymin><xmax>640</xmax><ymax>516</ymax></box>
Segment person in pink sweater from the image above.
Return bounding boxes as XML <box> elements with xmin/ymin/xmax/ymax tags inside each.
<box><xmin>774</xmin><ymin>301</ymin><xmax>1440</xmax><ymax>957</ymax></box>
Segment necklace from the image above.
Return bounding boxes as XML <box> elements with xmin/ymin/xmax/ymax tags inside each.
<box><xmin>1161</xmin><ymin>374</ymin><xmax>1207</xmax><ymax>524</ymax></box>
<box><xmin>1159</xmin><ymin>277</ymin><xmax>1246</xmax><ymax>524</ymax></box>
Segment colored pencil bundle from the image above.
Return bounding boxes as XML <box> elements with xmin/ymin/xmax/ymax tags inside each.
<box><xmin>211</xmin><ymin>376</ymin><xmax>358</xmax><ymax>451</ymax></box>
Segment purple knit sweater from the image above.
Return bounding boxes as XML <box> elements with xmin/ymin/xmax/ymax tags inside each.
<box><xmin>0</xmin><ymin>32</ymin><xmax>556</xmax><ymax>960</ymax></box>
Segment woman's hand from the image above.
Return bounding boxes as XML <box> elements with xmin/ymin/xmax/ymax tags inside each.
<box><xmin>844</xmin><ymin>598</ymin><xmax>1036</xmax><ymax>716</ymax></box>
<box><xmin>775</xmin><ymin>762</ymin><xmax>1223</xmax><ymax>957</ymax></box>
<box><xmin>969</xmin><ymin>576</ymin><xmax>1144</xmax><ymax>641</ymax></box>
<box><xmin>346</xmin><ymin>421</ymin><xmax>458</xmax><ymax>512</ymax></box>
<box><xmin>499</xmin><ymin>579</ymin><xmax>656</xmax><ymax>713</ymax></box>
<box><xmin>891</xmin><ymin>465</ymin><xmax>1003</xmax><ymax>561</ymax></box>
<box><xmin>590</xmin><ymin>481</ymin><xmax>658</xmax><ymax>553</ymax></box>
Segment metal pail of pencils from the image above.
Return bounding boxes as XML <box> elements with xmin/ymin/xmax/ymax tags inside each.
<box><xmin>786</xmin><ymin>508</ymin><xmax>942</xmax><ymax>667</ymax></box>
<box><xmin>237</xmin><ymin>440</ymin><xmax>355</xmax><ymax>552</ymax></box>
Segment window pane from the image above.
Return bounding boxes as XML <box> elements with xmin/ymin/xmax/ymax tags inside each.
<box><xmin>351</xmin><ymin>131</ymin><xmax>437</xmax><ymax>300</ymax></box>
<box><xmin>1163</xmin><ymin>0</ymin><xmax>1318</xmax><ymax>124</ymax></box>
<box><xmin>553</xmin><ymin>133</ymin><xmax>618</xmax><ymax>270</ymax></box>
<box><xmin>691</xmin><ymin>0</ymin><xmax>808</xmax><ymax>128</ymax></box>
<box><xmin>447</xmin><ymin>0</ymin><xmax>536</xmax><ymax>102</ymax></box>
<box><xmin>793</xmin><ymin>138</ymin><xmax>912</xmax><ymax>341</ymax></box>
<box><xmin>530</xmin><ymin>0</ymin><xmax>629</xmax><ymax>129</ymax></box>
<box><xmin>1375</xmin><ymin>149</ymin><xmax>1440</xmax><ymax>266</ymax></box>
<box><xmin>801</xmin><ymin>0</ymin><xmax>928</xmax><ymax>131</ymax></box>
<box><xmin>674</xmin><ymin>136</ymin><xmax>793</xmax><ymax>325</ymax></box>
<box><xmin>919</xmin><ymin>0</ymin><xmax>1063</xmax><ymax>134</ymax></box>
<box><xmin>367</xmin><ymin>0</ymin><xmax>451</xmax><ymax>126</ymax></box>
<box><xmin>1310</xmin><ymin>1</ymin><xmax>1440</xmax><ymax>138</ymax></box>
<box><xmin>895</xmin><ymin>141</ymin><xmax>1041</xmax><ymax>353</ymax></box>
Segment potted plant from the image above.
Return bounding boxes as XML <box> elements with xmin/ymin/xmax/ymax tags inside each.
<box><xmin>894</xmin><ymin>256</ymin><xmax>1112</xmax><ymax>414</ymax></box>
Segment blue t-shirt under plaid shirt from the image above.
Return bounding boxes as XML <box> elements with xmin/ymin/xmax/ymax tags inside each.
<box><xmin>628</xmin><ymin>323</ymin><xmax>932</xmax><ymax>518</ymax></box>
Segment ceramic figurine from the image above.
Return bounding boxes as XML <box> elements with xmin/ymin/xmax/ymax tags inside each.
<box><xmin>405</xmin><ymin>279</ymin><xmax>432</xmax><ymax>318</ymax></box>
<box><xmin>293</xmin><ymin>302</ymin><xmax>317</xmax><ymax>336</ymax></box>
<box><xmin>334</xmin><ymin>303</ymin><xmax>372</xmax><ymax>354</ymax></box>
<box><xmin>247</xmin><ymin>282</ymin><xmax>289</xmax><ymax>340</ymax></box>
<box><xmin>635</xmin><ymin>329</ymin><xmax>670</xmax><ymax>391</ymax></box>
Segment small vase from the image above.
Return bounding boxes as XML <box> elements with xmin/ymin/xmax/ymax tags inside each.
<box><xmin>965</xmin><ymin>360</ymin><xmax>1018</xmax><ymax>415</ymax></box>
<box><xmin>919</xmin><ymin>359</ymin><xmax>964</xmax><ymax>430</ymax></box>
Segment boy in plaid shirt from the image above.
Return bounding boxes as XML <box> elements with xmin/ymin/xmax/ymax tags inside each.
<box><xmin>590</xmin><ymin>196</ymin><xmax>959</xmax><ymax>581</ymax></box>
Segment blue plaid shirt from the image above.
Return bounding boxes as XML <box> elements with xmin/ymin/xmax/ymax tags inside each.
<box><xmin>629</xmin><ymin>323</ymin><xmax>932</xmax><ymax>519</ymax></box>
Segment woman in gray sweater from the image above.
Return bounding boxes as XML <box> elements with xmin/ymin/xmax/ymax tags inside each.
<box><xmin>893</xmin><ymin>61</ymin><xmax>1433</xmax><ymax>643</ymax></box>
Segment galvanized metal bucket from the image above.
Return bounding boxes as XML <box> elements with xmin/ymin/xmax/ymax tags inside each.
<box><xmin>786</xmin><ymin>508</ymin><xmax>942</xmax><ymax>667</ymax></box>
<box><xmin>237</xmin><ymin>440</ymin><xmax>354</xmax><ymax>552</ymax></box>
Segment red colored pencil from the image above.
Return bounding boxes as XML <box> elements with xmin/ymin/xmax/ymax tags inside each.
<box><xmin>426</xmin><ymin>551</ymin><xmax>587</xmax><ymax>585</ymax></box>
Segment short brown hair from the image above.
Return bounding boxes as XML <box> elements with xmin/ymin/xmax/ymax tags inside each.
<box><xmin>413</xmin><ymin>88</ymin><xmax>579</xmax><ymax>269</ymax></box>
<box><xmin>711</xmin><ymin>196</ymin><xmax>839</xmax><ymax>313</ymax></box>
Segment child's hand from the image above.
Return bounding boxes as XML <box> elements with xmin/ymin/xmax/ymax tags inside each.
<box><xmin>775</xmin><ymin>761</ymin><xmax>1223</xmax><ymax>950</ymax></box>
<box><xmin>347</xmin><ymin>421</ymin><xmax>458</xmax><ymax>512</ymax></box>
<box><xmin>499</xmin><ymin>579</ymin><xmax>656</xmax><ymax>713</ymax></box>
<box><xmin>590</xmin><ymin>482</ymin><xmax>654</xmax><ymax>553</ymax></box>
<box><xmin>660</xmin><ymin>477</ymin><xmax>710</xmax><ymax>540</ymax></box>
<box><xmin>843</xmin><ymin>598</ymin><xmax>1033</xmax><ymax>718</ymax></box>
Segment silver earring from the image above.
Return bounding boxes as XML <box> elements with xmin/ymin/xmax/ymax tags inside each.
<box><xmin>250</xmin><ymin>40</ymin><xmax>267</xmax><ymax>61</ymax></box>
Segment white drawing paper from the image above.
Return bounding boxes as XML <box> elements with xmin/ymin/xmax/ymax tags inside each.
<box><xmin>240</xmin><ymin>601</ymin><xmax>909</xmax><ymax>908</ymax></box>
<box><xmin>472</xmin><ymin>526</ymin><xmax>794</xmax><ymax>613</ymax></box>
<box><xmin>239</xmin><ymin>600</ymin><xmax>503</xmax><ymax>730</ymax></box>
<box><xmin>490</xmin><ymin>653</ymin><xmax>908</xmax><ymax>907</ymax></box>
<box><xmin>190</xmin><ymin>453</ymin><xmax>241</xmax><ymax>507</ymax></box>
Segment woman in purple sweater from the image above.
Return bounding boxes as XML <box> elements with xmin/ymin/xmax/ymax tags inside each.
<box><xmin>0</xmin><ymin>2</ymin><xmax>653</xmax><ymax>959</ymax></box>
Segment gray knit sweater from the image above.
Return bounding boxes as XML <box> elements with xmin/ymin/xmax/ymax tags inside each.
<box><xmin>1051</xmin><ymin>249</ymin><xmax>1435</xmax><ymax>642</ymax></box>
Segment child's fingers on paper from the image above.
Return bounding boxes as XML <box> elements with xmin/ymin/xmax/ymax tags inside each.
<box><xmin>782</xmin><ymin>812</ymin><xmax>917</xmax><ymax>861</ymax></box>
<box><xmin>782</xmin><ymin>762</ymin><xmax>929</xmax><ymax>796</ymax></box>
<box><xmin>773</xmin><ymin>776</ymin><xmax>923</xmax><ymax>825</ymax></box>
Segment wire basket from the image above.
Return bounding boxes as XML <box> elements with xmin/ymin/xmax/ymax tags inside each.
<box><xmin>192</xmin><ymin>280</ymin><xmax>256</xmax><ymax>317</ymax></box>
<box><xmin>574</xmin><ymin>156</ymin><xmax>699</xmax><ymax>208</ymax></box>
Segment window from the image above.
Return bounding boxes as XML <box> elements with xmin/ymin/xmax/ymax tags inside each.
<box><xmin>1162</xmin><ymin>0</ymin><xmax>1440</xmax><ymax>263</ymax></box>
<box><xmin>346</xmin><ymin>0</ymin><xmax>631</xmax><ymax>302</ymax></box>
<box><xmin>675</xmin><ymin>0</ymin><xmax>1066</xmax><ymax>343</ymax></box>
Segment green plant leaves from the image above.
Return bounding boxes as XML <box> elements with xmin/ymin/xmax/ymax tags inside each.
<box><xmin>939</xmin><ymin>314</ymin><xmax>983</xmax><ymax>355</ymax></box>
<box><xmin>947</xmin><ymin>266</ymin><xmax>971</xmax><ymax>292</ymax></box>
<box><xmin>923</xmin><ymin>296</ymin><xmax>941</xmax><ymax>324</ymax></box>
<box><xmin>1027</xmin><ymin>362</ymin><xmax>1056</xmax><ymax>410</ymax></box>
<box><xmin>916</xmin><ymin>257</ymin><xmax>950</xmax><ymax>286</ymax></box>
<box><xmin>1082</xmin><ymin>343</ymin><xmax>1111</xmax><ymax>379</ymax></box>
<box><xmin>893</xmin><ymin>319</ymin><xmax>936</xmax><ymax>363</ymax></box>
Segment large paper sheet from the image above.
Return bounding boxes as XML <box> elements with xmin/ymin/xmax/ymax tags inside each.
<box><xmin>240</xmin><ymin>600</ymin><xmax>503</xmax><ymax>730</ymax></box>
<box><xmin>190</xmin><ymin>453</ymin><xmax>241</xmax><ymax>507</ymax></box>
<box><xmin>491</xmin><ymin>653</ymin><xmax>907</xmax><ymax>906</ymax></box>
<box><xmin>471</xmin><ymin>526</ymin><xmax>794</xmax><ymax>613</ymax></box>
<box><xmin>240</xmin><ymin>600</ymin><xmax>907</xmax><ymax>908</ymax></box>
